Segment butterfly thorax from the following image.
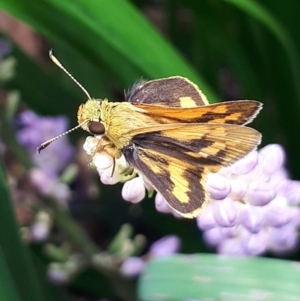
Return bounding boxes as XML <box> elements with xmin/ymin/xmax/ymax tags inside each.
<box><xmin>101</xmin><ymin>100</ymin><xmax>161</xmax><ymax>149</ymax></box>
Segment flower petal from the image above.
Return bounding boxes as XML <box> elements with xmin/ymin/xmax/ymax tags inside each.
<box><xmin>240</xmin><ymin>205</ymin><xmax>264</xmax><ymax>233</ymax></box>
<box><xmin>207</xmin><ymin>173</ymin><xmax>231</xmax><ymax>200</ymax></box>
<box><xmin>213</xmin><ymin>198</ymin><xmax>238</xmax><ymax>227</ymax></box>
<box><xmin>258</xmin><ymin>144</ymin><xmax>285</xmax><ymax>176</ymax></box>
<box><xmin>149</xmin><ymin>235</ymin><xmax>181</xmax><ymax>257</ymax></box>
<box><xmin>122</xmin><ymin>177</ymin><xmax>145</xmax><ymax>203</ymax></box>
<box><xmin>245</xmin><ymin>181</ymin><xmax>276</xmax><ymax>206</ymax></box>
<box><xmin>120</xmin><ymin>257</ymin><xmax>145</xmax><ymax>277</ymax></box>
<box><xmin>197</xmin><ymin>204</ymin><xmax>218</xmax><ymax>230</ymax></box>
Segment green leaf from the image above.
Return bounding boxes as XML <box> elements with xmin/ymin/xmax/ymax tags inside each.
<box><xmin>0</xmin><ymin>250</ymin><xmax>23</xmax><ymax>301</ymax></box>
<box><xmin>139</xmin><ymin>254</ymin><xmax>300</xmax><ymax>301</ymax></box>
<box><xmin>0</xmin><ymin>0</ymin><xmax>218</xmax><ymax>103</ymax></box>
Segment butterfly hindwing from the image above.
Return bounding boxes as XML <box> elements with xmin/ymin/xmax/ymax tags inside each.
<box><xmin>131</xmin><ymin>123</ymin><xmax>261</xmax><ymax>169</ymax></box>
<box><xmin>123</xmin><ymin>145</ymin><xmax>209</xmax><ymax>218</ymax></box>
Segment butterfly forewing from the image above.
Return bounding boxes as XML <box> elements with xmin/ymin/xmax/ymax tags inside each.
<box><xmin>134</xmin><ymin>100</ymin><xmax>262</xmax><ymax>126</ymax></box>
<box><xmin>124</xmin><ymin>145</ymin><xmax>209</xmax><ymax>218</ymax></box>
<box><xmin>126</xmin><ymin>76</ymin><xmax>208</xmax><ymax>107</ymax></box>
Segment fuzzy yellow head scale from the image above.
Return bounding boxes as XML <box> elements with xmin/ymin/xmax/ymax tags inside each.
<box><xmin>77</xmin><ymin>99</ymin><xmax>104</xmax><ymax>131</ymax></box>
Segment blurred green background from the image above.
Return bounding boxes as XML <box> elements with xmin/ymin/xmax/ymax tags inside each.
<box><xmin>0</xmin><ymin>0</ymin><xmax>300</xmax><ymax>300</ymax></box>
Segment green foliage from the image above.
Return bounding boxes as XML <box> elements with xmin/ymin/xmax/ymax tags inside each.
<box><xmin>0</xmin><ymin>0</ymin><xmax>300</xmax><ymax>300</ymax></box>
<box><xmin>139</xmin><ymin>254</ymin><xmax>300</xmax><ymax>301</ymax></box>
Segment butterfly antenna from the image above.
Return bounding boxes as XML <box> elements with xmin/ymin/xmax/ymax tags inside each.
<box><xmin>36</xmin><ymin>120</ymin><xmax>88</xmax><ymax>153</ymax></box>
<box><xmin>49</xmin><ymin>49</ymin><xmax>92</xmax><ymax>100</ymax></box>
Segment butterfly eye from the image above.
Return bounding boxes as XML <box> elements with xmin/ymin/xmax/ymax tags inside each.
<box><xmin>88</xmin><ymin>121</ymin><xmax>105</xmax><ymax>135</ymax></box>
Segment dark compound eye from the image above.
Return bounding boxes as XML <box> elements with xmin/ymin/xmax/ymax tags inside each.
<box><xmin>88</xmin><ymin>121</ymin><xmax>105</xmax><ymax>135</ymax></box>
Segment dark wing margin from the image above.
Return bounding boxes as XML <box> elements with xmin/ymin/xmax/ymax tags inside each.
<box><xmin>125</xmin><ymin>76</ymin><xmax>208</xmax><ymax>108</ymax></box>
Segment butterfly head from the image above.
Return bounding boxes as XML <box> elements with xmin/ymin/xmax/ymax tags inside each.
<box><xmin>77</xmin><ymin>99</ymin><xmax>107</xmax><ymax>136</ymax></box>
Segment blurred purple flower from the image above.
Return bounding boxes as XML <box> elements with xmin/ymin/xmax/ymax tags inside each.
<box><xmin>16</xmin><ymin>110</ymin><xmax>74</xmax><ymax>203</ymax></box>
<box><xmin>30</xmin><ymin>168</ymin><xmax>71</xmax><ymax>204</ymax></box>
<box><xmin>120</xmin><ymin>257</ymin><xmax>145</xmax><ymax>277</ymax></box>
<box><xmin>30</xmin><ymin>211</ymin><xmax>52</xmax><ymax>241</ymax></box>
<box><xmin>17</xmin><ymin>110</ymin><xmax>74</xmax><ymax>176</ymax></box>
<box><xmin>120</xmin><ymin>235</ymin><xmax>180</xmax><ymax>277</ymax></box>
<box><xmin>148</xmin><ymin>235</ymin><xmax>181</xmax><ymax>257</ymax></box>
<box><xmin>0</xmin><ymin>39</ymin><xmax>12</xmax><ymax>57</ymax></box>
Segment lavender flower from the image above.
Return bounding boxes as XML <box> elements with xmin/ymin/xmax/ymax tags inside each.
<box><xmin>16</xmin><ymin>110</ymin><xmax>74</xmax><ymax>203</ymax></box>
<box><xmin>83</xmin><ymin>137</ymin><xmax>136</xmax><ymax>185</ymax></box>
<box><xmin>17</xmin><ymin>110</ymin><xmax>74</xmax><ymax>176</ymax></box>
<box><xmin>120</xmin><ymin>235</ymin><xmax>181</xmax><ymax>277</ymax></box>
<box><xmin>0</xmin><ymin>38</ymin><xmax>12</xmax><ymax>57</ymax></box>
<box><xmin>30</xmin><ymin>211</ymin><xmax>52</xmax><ymax>241</ymax></box>
<box><xmin>0</xmin><ymin>39</ymin><xmax>14</xmax><ymax>83</ymax></box>
<box><xmin>30</xmin><ymin>168</ymin><xmax>71</xmax><ymax>204</ymax></box>
<box><xmin>198</xmin><ymin>144</ymin><xmax>300</xmax><ymax>255</ymax></box>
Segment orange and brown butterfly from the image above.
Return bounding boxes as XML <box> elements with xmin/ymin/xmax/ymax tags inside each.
<box><xmin>38</xmin><ymin>51</ymin><xmax>262</xmax><ymax>218</ymax></box>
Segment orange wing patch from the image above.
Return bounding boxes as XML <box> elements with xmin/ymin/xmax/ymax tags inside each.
<box><xmin>135</xmin><ymin>100</ymin><xmax>262</xmax><ymax>125</ymax></box>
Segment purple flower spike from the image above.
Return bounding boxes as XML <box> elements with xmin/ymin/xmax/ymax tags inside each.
<box><xmin>30</xmin><ymin>168</ymin><xmax>71</xmax><ymax>204</ymax></box>
<box><xmin>213</xmin><ymin>198</ymin><xmax>238</xmax><ymax>227</ymax></box>
<box><xmin>196</xmin><ymin>204</ymin><xmax>218</xmax><ymax>230</ymax></box>
<box><xmin>229</xmin><ymin>179</ymin><xmax>247</xmax><ymax>200</ymax></box>
<box><xmin>245</xmin><ymin>181</ymin><xmax>276</xmax><ymax>206</ymax></box>
<box><xmin>207</xmin><ymin>173</ymin><xmax>231</xmax><ymax>200</ymax></box>
<box><xmin>229</xmin><ymin>150</ymin><xmax>258</xmax><ymax>176</ymax></box>
<box><xmin>17</xmin><ymin>110</ymin><xmax>74</xmax><ymax>175</ymax></box>
<box><xmin>240</xmin><ymin>205</ymin><xmax>264</xmax><ymax>234</ymax></box>
<box><xmin>154</xmin><ymin>194</ymin><xmax>173</xmax><ymax>214</ymax></box>
<box><xmin>0</xmin><ymin>39</ymin><xmax>12</xmax><ymax>57</ymax></box>
<box><xmin>258</xmin><ymin>144</ymin><xmax>285</xmax><ymax>176</ymax></box>
<box><xmin>197</xmin><ymin>144</ymin><xmax>300</xmax><ymax>256</ymax></box>
<box><xmin>203</xmin><ymin>227</ymin><xmax>223</xmax><ymax>247</ymax></box>
<box><xmin>264</xmin><ymin>196</ymin><xmax>291</xmax><ymax>227</ymax></box>
<box><xmin>121</xmin><ymin>235</ymin><xmax>180</xmax><ymax>277</ymax></box>
<box><xmin>122</xmin><ymin>177</ymin><xmax>145</xmax><ymax>204</ymax></box>
<box><xmin>149</xmin><ymin>235</ymin><xmax>181</xmax><ymax>257</ymax></box>
<box><xmin>120</xmin><ymin>257</ymin><xmax>145</xmax><ymax>277</ymax></box>
<box><xmin>281</xmin><ymin>180</ymin><xmax>300</xmax><ymax>205</ymax></box>
<box><xmin>221</xmin><ymin>226</ymin><xmax>240</xmax><ymax>238</ymax></box>
<box><xmin>241</xmin><ymin>231</ymin><xmax>268</xmax><ymax>255</ymax></box>
<box><xmin>218</xmin><ymin>238</ymin><xmax>245</xmax><ymax>255</ymax></box>
<box><xmin>268</xmin><ymin>225</ymin><xmax>298</xmax><ymax>255</ymax></box>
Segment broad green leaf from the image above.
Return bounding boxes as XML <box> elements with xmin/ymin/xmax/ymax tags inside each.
<box><xmin>0</xmin><ymin>250</ymin><xmax>22</xmax><ymax>301</ymax></box>
<box><xmin>139</xmin><ymin>254</ymin><xmax>300</xmax><ymax>301</ymax></box>
<box><xmin>0</xmin><ymin>0</ymin><xmax>218</xmax><ymax>103</ymax></box>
